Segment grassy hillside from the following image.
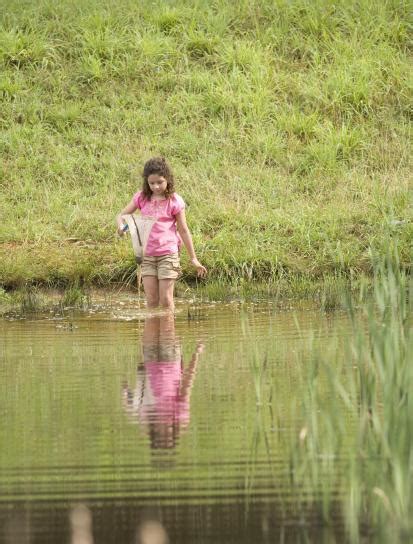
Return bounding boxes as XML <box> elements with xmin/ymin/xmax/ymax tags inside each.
<box><xmin>0</xmin><ymin>0</ymin><xmax>412</xmax><ymax>289</ymax></box>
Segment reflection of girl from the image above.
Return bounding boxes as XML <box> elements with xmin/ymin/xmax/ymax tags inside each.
<box><xmin>123</xmin><ymin>314</ymin><xmax>203</xmax><ymax>450</ymax></box>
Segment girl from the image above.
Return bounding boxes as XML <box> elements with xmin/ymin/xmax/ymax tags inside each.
<box><xmin>116</xmin><ymin>157</ymin><xmax>207</xmax><ymax>310</ymax></box>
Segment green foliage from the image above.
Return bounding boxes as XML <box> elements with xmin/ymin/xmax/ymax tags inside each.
<box><xmin>61</xmin><ymin>282</ymin><xmax>89</xmax><ymax>307</ymax></box>
<box><xmin>0</xmin><ymin>287</ymin><xmax>10</xmax><ymax>304</ymax></box>
<box><xmin>17</xmin><ymin>285</ymin><xmax>41</xmax><ymax>312</ymax></box>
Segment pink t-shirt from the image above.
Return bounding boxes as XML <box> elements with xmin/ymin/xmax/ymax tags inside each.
<box><xmin>142</xmin><ymin>361</ymin><xmax>190</xmax><ymax>426</ymax></box>
<box><xmin>133</xmin><ymin>191</ymin><xmax>185</xmax><ymax>257</ymax></box>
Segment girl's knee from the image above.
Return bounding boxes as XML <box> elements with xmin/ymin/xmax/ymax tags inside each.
<box><xmin>159</xmin><ymin>294</ymin><xmax>174</xmax><ymax>310</ymax></box>
<box><xmin>159</xmin><ymin>278</ymin><xmax>175</xmax><ymax>310</ymax></box>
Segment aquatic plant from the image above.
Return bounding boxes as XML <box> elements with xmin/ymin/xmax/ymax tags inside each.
<box><xmin>290</xmin><ymin>245</ymin><xmax>413</xmax><ymax>541</ymax></box>
<box><xmin>60</xmin><ymin>282</ymin><xmax>90</xmax><ymax>308</ymax></box>
<box><xmin>17</xmin><ymin>285</ymin><xmax>42</xmax><ymax>313</ymax></box>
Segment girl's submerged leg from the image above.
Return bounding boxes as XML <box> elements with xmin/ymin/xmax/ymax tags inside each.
<box><xmin>142</xmin><ymin>276</ymin><xmax>159</xmax><ymax>308</ymax></box>
<box><xmin>159</xmin><ymin>279</ymin><xmax>175</xmax><ymax>311</ymax></box>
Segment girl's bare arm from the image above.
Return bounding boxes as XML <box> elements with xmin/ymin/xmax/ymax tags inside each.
<box><xmin>116</xmin><ymin>198</ymin><xmax>138</xmax><ymax>235</ymax></box>
<box><xmin>176</xmin><ymin>210</ymin><xmax>207</xmax><ymax>277</ymax></box>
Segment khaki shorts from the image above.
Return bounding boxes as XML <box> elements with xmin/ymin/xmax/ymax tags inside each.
<box><xmin>143</xmin><ymin>342</ymin><xmax>182</xmax><ymax>363</ymax></box>
<box><xmin>141</xmin><ymin>253</ymin><xmax>181</xmax><ymax>280</ymax></box>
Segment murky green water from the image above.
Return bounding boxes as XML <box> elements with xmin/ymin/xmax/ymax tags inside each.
<box><xmin>0</xmin><ymin>298</ymin><xmax>354</xmax><ymax>543</ymax></box>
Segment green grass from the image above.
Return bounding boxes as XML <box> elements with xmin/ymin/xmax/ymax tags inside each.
<box><xmin>0</xmin><ymin>0</ymin><xmax>412</xmax><ymax>291</ymax></box>
<box><xmin>0</xmin><ymin>282</ymin><xmax>92</xmax><ymax>316</ymax></box>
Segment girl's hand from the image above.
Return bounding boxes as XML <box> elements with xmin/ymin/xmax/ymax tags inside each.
<box><xmin>117</xmin><ymin>221</ymin><xmax>128</xmax><ymax>237</ymax></box>
<box><xmin>191</xmin><ymin>258</ymin><xmax>207</xmax><ymax>278</ymax></box>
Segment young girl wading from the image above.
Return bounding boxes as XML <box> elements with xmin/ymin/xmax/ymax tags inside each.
<box><xmin>116</xmin><ymin>157</ymin><xmax>207</xmax><ymax>310</ymax></box>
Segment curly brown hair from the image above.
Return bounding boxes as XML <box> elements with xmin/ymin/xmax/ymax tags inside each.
<box><xmin>141</xmin><ymin>157</ymin><xmax>175</xmax><ymax>199</ymax></box>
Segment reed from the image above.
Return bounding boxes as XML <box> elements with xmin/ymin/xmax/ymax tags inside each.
<box><xmin>288</xmin><ymin>244</ymin><xmax>413</xmax><ymax>541</ymax></box>
<box><xmin>17</xmin><ymin>285</ymin><xmax>42</xmax><ymax>313</ymax></box>
<box><xmin>60</xmin><ymin>282</ymin><xmax>90</xmax><ymax>308</ymax></box>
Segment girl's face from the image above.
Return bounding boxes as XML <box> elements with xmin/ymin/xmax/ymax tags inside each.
<box><xmin>147</xmin><ymin>174</ymin><xmax>168</xmax><ymax>197</ymax></box>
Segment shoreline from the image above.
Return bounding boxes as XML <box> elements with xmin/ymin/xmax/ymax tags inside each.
<box><xmin>0</xmin><ymin>238</ymin><xmax>396</xmax><ymax>287</ymax></box>
<box><xmin>0</xmin><ymin>274</ymin><xmax>370</xmax><ymax>317</ymax></box>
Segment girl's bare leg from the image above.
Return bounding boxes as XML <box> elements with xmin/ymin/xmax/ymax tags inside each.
<box><xmin>159</xmin><ymin>279</ymin><xmax>175</xmax><ymax>311</ymax></box>
<box><xmin>142</xmin><ymin>276</ymin><xmax>159</xmax><ymax>308</ymax></box>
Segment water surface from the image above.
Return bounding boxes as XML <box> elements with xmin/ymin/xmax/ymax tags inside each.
<box><xmin>0</xmin><ymin>298</ymin><xmax>353</xmax><ymax>543</ymax></box>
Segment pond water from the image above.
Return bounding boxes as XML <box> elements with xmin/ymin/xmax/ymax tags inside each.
<box><xmin>0</xmin><ymin>297</ymin><xmax>354</xmax><ymax>543</ymax></box>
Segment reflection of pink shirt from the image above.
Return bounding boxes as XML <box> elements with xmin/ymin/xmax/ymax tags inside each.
<box><xmin>133</xmin><ymin>192</ymin><xmax>185</xmax><ymax>256</ymax></box>
<box><xmin>143</xmin><ymin>362</ymin><xmax>190</xmax><ymax>425</ymax></box>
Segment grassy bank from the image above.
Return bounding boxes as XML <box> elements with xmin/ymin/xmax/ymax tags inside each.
<box><xmin>1</xmin><ymin>0</ymin><xmax>412</xmax><ymax>289</ymax></box>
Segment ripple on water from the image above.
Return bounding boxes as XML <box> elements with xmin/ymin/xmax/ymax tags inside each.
<box><xmin>0</xmin><ymin>302</ymin><xmax>355</xmax><ymax>542</ymax></box>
